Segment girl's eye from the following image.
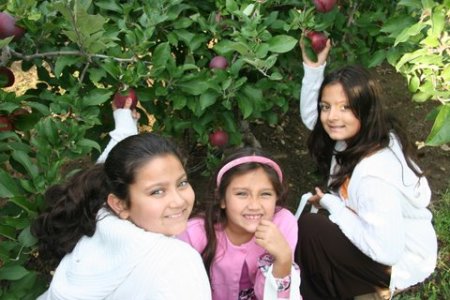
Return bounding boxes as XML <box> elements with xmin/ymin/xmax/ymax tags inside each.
<box><xmin>340</xmin><ymin>105</ymin><xmax>351</xmax><ymax>111</ymax></box>
<box><xmin>178</xmin><ymin>180</ymin><xmax>190</xmax><ymax>188</ymax></box>
<box><xmin>261</xmin><ymin>192</ymin><xmax>274</xmax><ymax>198</ymax></box>
<box><xmin>150</xmin><ymin>189</ymin><xmax>164</xmax><ymax>196</ymax></box>
<box><xmin>319</xmin><ymin>103</ymin><xmax>330</xmax><ymax>111</ymax></box>
<box><xmin>235</xmin><ymin>191</ymin><xmax>248</xmax><ymax>197</ymax></box>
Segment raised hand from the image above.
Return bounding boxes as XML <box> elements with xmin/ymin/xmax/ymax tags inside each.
<box><xmin>299</xmin><ymin>34</ymin><xmax>332</xmax><ymax>68</ymax></box>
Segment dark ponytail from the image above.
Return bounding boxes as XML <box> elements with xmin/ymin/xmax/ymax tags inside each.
<box><xmin>31</xmin><ymin>164</ymin><xmax>111</xmax><ymax>266</ymax></box>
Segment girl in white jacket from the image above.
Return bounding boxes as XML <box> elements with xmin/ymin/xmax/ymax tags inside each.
<box><xmin>32</xmin><ymin>127</ymin><xmax>211</xmax><ymax>299</ymax></box>
<box><xmin>295</xmin><ymin>39</ymin><xmax>437</xmax><ymax>300</ymax></box>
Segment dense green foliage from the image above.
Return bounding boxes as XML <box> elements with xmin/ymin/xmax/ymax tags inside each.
<box><xmin>0</xmin><ymin>0</ymin><xmax>448</xmax><ymax>297</ymax></box>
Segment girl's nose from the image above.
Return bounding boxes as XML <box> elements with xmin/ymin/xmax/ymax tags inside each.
<box><xmin>169</xmin><ymin>190</ymin><xmax>185</xmax><ymax>207</ymax></box>
<box><xmin>247</xmin><ymin>196</ymin><xmax>261</xmax><ymax>209</ymax></box>
<box><xmin>327</xmin><ymin>106</ymin><xmax>339</xmax><ymax>120</ymax></box>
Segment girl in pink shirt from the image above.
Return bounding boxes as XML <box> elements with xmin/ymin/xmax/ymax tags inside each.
<box><xmin>178</xmin><ymin>147</ymin><xmax>301</xmax><ymax>300</ymax></box>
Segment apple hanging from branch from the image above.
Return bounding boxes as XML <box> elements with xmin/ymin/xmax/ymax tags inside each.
<box><xmin>0</xmin><ymin>12</ymin><xmax>25</xmax><ymax>41</ymax></box>
<box><xmin>209</xmin><ymin>56</ymin><xmax>228</xmax><ymax>70</ymax></box>
<box><xmin>313</xmin><ymin>0</ymin><xmax>337</xmax><ymax>13</ymax></box>
<box><xmin>209</xmin><ymin>129</ymin><xmax>229</xmax><ymax>148</ymax></box>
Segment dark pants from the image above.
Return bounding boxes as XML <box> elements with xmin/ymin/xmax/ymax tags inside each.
<box><xmin>295</xmin><ymin>213</ymin><xmax>391</xmax><ymax>300</ymax></box>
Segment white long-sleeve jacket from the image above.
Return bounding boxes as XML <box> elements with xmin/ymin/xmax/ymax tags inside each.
<box><xmin>299</xmin><ymin>63</ymin><xmax>437</xmax><ymax>290</ymax></box>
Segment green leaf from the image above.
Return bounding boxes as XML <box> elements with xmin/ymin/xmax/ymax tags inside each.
<box><xmin>199</xmin><ymin>91</ymin><xmax>218</xmax><ymax>111</ymax></box>
<box><xmin>88</xmin><ymin>67</ymin><xmax>107</xmax><ymax>84</ymax></box>
<box><xmin>152</xmin><ymin>42</ymin><xmax>171</xmax><ymax>70</ymax></box>
<box><xmin>54</xmin><ymin>56</ymin><xmax>83</xmax><ymax>78</ymax></box>
<box><xmin>0</xmin><ymin>36</ymin><xmax>14</xmax><ymax>48</ymax></box>
<box><xmin>0</xmin><ymin>265</ymin><xmax>29</xmax><ymax>281</ymax></box>
<box><xmin>0</xmin><ymin>168</ymin><xmax>21</xmax><ymax>198</ymax></box>
<box><xmin>269</xmin><ymin>72</ymin><xmax>283</xmax><ymax>81</ymax></box>
<box><xmin>172</xmin><ymin>94</ymin><xmax>187</xmax><ymax>110</ymax></box>
<box><xmin>226</xmin><ymin>0</ymin><xmax>239</xmax><ymax>13</ymax></box>
<box><xmin>81</xmin><ymin>89</ymin><xmax>114</xmax><ymax>106</ymax></box>
<box><xmin>77</xmin><ymin>138</ymin><xmax>101</xmax><ymax>152</ymax></box>
<box><xmin>268</xmin><ymin>35</ymin><xmax>298</xmax><ymax>53</ymax></box>
<box><xmin>11</xmin><ymin>150</ymin><xmax>39</xmax><ymax>178</ymax></box>
<box><xmin>178</xmin><ymin>80</ymin><xmax>210</xmax><ymax>96</ymax></box>
<box><xmin>431</xmin><ymin>7</ymin><xmax>445</xmax><ymax>36</ymax></box>
<box><xmin>408</xmin><ymin>75</ymin><xmax>420</xmax><ymax>93</ymax></box>
<box><xmin>0</xmin><ymin>224</ymin><xmax>15</xmax><ymax>240</ymax></box>
<box><xmin>368</xmin><ymin>50</ymin><xmax>386</xmax><ymax>68</ymax></box>
<box><xmin>18</xmin><ymin>226</ymin><xmax>37</xmax><ymax>248</ymax></box>
<box><xmin>412</xmin><ymin>91</ymin><xmax>432</xmax><ymax>102</ymax></box>
<box><xmin>394</xmin><ymin>23</ymin><xmax>427</xmax><ymax>46</ymax></box>
<box><xmin>398</xmin><ymin>0</ymin><xmax>422</xmax><ymax>9</ymax></box>
<box><xmin>216</xmin><ymin>41</ymin><xmax>251</xmax><ymax>56</ymax></box>
<box><xmin>426</xmin><ymin>104</ymin><xmax>450</xmax><ymax>146</ymax></box>
<box><xmin>8</xmin><ymin>196</ymin><xmax>36</xmax><ymax>213</ymax></box>
<box><xmin>94</xmin><ymin>0</ymin><xmax>122</xmax><ymax>12</ymax></box>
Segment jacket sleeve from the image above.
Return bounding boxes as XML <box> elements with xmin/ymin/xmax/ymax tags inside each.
<box><xmin>254</xmin><ymin>210</ymin><xmax>302</xmax><ymax>299</ymax></box>
<box><xmin>300</xmin><ymin>63</ymin><xmax>325</xmax><ymax>130</ymax></box>
<box><xmin>177</xmin><ymin>218</ymin><xmax>208</xmax><ymax>253</ymax></box>
<box><xmin>96</xmin><ymin>109</ymin><xmax>138</xmax><ymax>163</ymax></box>
<box><xmin>320</xmin><ymin>177</ymin><xmax>405</xmax><ymax>265</ymax></box>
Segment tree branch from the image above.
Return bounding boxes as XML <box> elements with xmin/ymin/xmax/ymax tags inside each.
<box><xmin>8</xmin><ymin>48</ymin><xmax>138</xmax><ymax>63</ymax></box>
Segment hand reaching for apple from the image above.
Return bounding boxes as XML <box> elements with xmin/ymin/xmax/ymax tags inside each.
<box><xmin>299</xmin><ymin>35</ymin><xmax>332</xmax><ymax>68</ymax></box>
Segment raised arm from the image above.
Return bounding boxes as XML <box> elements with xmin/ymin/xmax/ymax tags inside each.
<box><xmin>96</xmin><ymin>99</ymin><xmax>140</xmax><ymax>163</ymax></box>
<box><xmin>299</xmin><ymin>37</ymin><xmax>331</xmax><ymax>130</ymax></box>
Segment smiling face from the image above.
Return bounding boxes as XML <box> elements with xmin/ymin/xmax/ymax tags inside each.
<box><xmin>116</xmin><ymin>154</ymin><xmax>194</xmax><ymax>236</ymax></box>
<box><xmin>319</xmin><ymin>83</ymin><xmax>361</xmax><ymax>141</ymax></box>
<box><xmin>221</xmin><ymin>167</ymin><xmax>277</xmax><ymax>245</ymax></box>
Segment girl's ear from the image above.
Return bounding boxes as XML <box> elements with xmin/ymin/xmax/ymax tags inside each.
<box><xmin>107</xmin><ymin>193</ymin><xmax>130</xmax><ymax>219</ymax></box>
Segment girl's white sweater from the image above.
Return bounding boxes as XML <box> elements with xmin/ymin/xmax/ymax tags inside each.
<box><xmin>300</xmin><ymin>63</ymin><xmax>437</xmax><ymax>290</ymax></box>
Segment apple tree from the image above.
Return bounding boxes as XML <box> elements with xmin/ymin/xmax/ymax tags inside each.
<box><xmin>0</xmin><ymin>0</ymin><xmax>448</xmax><ymax>297</ymax></box>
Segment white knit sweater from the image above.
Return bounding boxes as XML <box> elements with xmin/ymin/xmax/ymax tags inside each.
<box><xmin>300</xmin><ymin>63</ymin><xmax>437</xmax><ymax>290</ymax></box>
<box><xmin>38</xmin><ymin>209</ymin><xmax>212</xmax><ymax>300</ymax></box>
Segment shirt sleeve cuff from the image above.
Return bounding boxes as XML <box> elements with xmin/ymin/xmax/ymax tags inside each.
<box><xmin>320</xmin><ymin>193</ymin><xmax>345</xmax><ymax>215</ymax></box>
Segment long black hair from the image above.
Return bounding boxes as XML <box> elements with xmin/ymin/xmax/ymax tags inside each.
<box><xmin>31</xmin><ymin>133</ymin><xmax>185</xmax><ymax>267</ymax></box>
<box><xmin>307</xmin><ymin>65</ymin><xmax>422</xmax><ymax>191</ymax></box>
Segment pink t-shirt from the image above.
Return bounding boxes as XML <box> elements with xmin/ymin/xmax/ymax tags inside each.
<box><xmin>178</xmin><ymin>208</ymin><xmax>298</xmax><ymax>300</ymax></box>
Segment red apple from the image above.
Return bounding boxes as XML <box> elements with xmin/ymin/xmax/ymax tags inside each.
<box><xmin>307</xmin><ymin>31</ymin><xmax>328</xmax><ymax>54</ymax></box>
<box><xmin>113</xmin><ymin>88</ymin><xmax>138</xmax><ymax>109</ymax></box>
<box><xmin>0</xmin><ymin>115</ymin><xmax>13</xmax><ymax>132</ymax></box>
<box><xmin>0</xmin><ymin>12</ymin><xmax>25</xmax><ymax>41</ymax></box>
<box><xmin>0</xmin><ymin>66</ymin><xmax>15</xmax><ymax>88</ymax></box>
<box><xmin>209</xmin><ymin>56</ymin><xmax>228</xmax><ymax>70</ymax></box>
<box><xmin>313</xmin><ymin>0</ymin><xmax>337</xmax><ymax>13</ymax></box>
<box><xmin>209</xmin><ymin>130</ymin><xmax>229</xmax><ymax>148</ymax></box>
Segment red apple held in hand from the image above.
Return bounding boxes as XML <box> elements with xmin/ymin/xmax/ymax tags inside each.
<box><xmin>313</xmin><ymin>0</ymin><xmax>337</xmax><ymax>13</ymax></box>
<box><xmin>0</xmin><ymin>12</ymin><xmax>25</xmax><ymax>41</ymax></box>
<box><xmin>209</xmin><ymin>56</ymin><xmax>228</xmax><ymax>70</ymax></box>
<box><xmin>307</xmin><ymin>31</ymin><xmax>328</xmax><ymax>54</ymax></box>
<box><xmin>0</xmin><ymin>115</ymin><xmax>13</xmax><ymax>132</ymax></box>
<box><xmin>0</xmin><ymin>66</ymin><xmax>15</xmax><ymax>88</ymax></box>
<box><xmin>209</xmin><ymin>130</ymin><xmax>229</xmax><ymax>148</ymax></box>
<box><xmin>113</xmin><ymin>88</ymin><xmax>138</xmax><ymax>109</ymax></box>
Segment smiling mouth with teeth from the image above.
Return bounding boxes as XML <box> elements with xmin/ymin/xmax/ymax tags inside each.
<box><xmin>244</xmin><ymin>214</ymin><xmax>263</xmax><ymax>220</ymax></box>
